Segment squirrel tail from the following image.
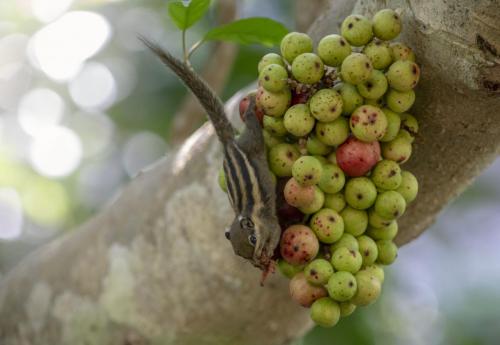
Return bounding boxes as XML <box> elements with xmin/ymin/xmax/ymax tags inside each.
<box><xmin>139</xmin><ymin>36</ymin><xmax>235</xmax><ymax>144</ymax></box>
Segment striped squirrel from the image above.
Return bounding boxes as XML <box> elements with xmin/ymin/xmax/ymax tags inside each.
<box><xmin>140</xmin><ymin>37</ymin><xmax>281</xmax><ymax>273</ymax></box>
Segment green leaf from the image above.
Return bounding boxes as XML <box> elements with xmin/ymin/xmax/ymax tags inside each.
<box><xmin>203</xmin><ymin>17</ymin><xmax>289</xmax><ymax>47</ymax></box>
<box><xmin>168</xmin><ymin>0</ymin><xmax>211</xmax><ymax>30</ymax></box>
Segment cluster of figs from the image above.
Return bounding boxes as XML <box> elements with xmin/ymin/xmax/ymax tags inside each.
<box><xmin>220</xmin><ymin>8</ymin><xmax>420</xmax><ymax>327</ymax></box>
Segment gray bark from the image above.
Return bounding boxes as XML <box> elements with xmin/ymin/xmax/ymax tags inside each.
<box><xmin>0</xmin><ymin>0</ymin><xmax>499</xmax><ymax>344</ymax></box>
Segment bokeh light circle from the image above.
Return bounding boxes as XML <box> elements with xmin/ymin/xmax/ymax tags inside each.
<box><xmin>18</xmin><ymin>88</ymin><xmax>65</xmax><ymax>136</ymax></box>
<box><xmin>31</xmin><ymin>0</ymin><xmax>74</xmax><ymax>23</ymax></box>
<box><xmin>65</xmin><ymin>111</ymin><xmax>114</xmax><ymax>158</ymax></box>
<box><xmin>30</xmin><ymin>11</ymin><xmax>111</xmax><ymax>81</ymax></box>
<box><xmin>69</xmin><ymin>62</ymin><xmax>116</xmax><ymax>110</ymax></box>
<box><xmin>29</xmin><ymin>126</ymin><xmax>82</xmax><ymax>177</ymax></box>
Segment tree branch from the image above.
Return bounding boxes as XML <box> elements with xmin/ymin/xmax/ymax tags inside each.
<box><xmin>1</xmin><ymin>0</ymin><xmax>499</xmax><ymax>344</ymax></box>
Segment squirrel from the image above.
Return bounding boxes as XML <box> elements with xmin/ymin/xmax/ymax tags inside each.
<box><xmin>140</xmin><ymin>37</ymin><xmax>281</xmax><ymax>274</ymax></box>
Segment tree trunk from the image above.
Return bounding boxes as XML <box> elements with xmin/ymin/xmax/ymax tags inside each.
<box><xmin>0</xmin><ymin>0</ymin><xmax>499</xmax><ymax>344</ymax></box>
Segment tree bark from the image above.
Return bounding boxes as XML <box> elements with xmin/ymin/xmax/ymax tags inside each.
<box><xmin>295</xmin><ymin>0</ymin><xmax>334</xmax><ymax>32</ymax></box>
<box><xmin>0</xmin><ymin>0</ymin><xmax>499</xmax><ymax>344</ymax></box>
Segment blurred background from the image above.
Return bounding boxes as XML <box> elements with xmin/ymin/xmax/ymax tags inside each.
<box><xmin>0</xmin><ymin>0</ymin><xmax>498</xmax><ymax>344</ymax></box>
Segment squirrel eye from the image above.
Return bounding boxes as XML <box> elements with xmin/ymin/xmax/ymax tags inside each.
<box><xmin>224</xmin><ymin>230</ymin><xmax>231</xmax><ymax>240</ymax></box>
<box><xmin>239</xmin><ymin>217</ymin><xmax>254</xmax><ymax>230</ymax></box>
<box><xmin>248</xmin><ymin>233</ymin><xmax>257</xmax><ymax>246</ymax></box>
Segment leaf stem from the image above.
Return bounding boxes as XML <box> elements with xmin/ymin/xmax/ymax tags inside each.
<box><xmin>182</xmin><ymin>29</ymin><xmax>192</xmax><ymax>67</ymax></box>
<box><xmin>187</xmin><ymin>39</ymin><xmax>204</xmax><ymax>60</ymax></box>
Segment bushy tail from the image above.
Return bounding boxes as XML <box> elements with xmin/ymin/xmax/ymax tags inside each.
<box><xmin>139</xmin><ymin>36</ymin><xmax>235</xmax><ymax>144</ymax></box>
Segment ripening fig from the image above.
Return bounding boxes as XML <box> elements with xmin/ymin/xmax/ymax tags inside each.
<box><xmin>385</xmin><ymin>88</ymin><xmax>415</xmax><ymax>113</ymax></box>
<box><xmin>280</xmin><ymin>225</ymin><xmax>320</xmax><ymax>265</ymax></box>
<box><xmin>268</xmin><ymin>143</ymin><xmax>301</xmax><ymax>177</ymax></box>
<box><xmin>299</xmin><ymin>186</ymin><xmax>325</xmax><ymax>214</ymax></box>
<box><xmin>336</xmin><ymin>137</ymin><xmax>381</xmax><ymax>177</ymax></box>
<box><xmin>290</xmin><ymin>272</ymin><xmax>328</xmax><ymax>307</ymax></box>
<box><xmin>330</xmin><ymin>233</ymin><xmax>359</xmax><ymax>253</ymax></box>
<box><xmin>326</xmin><ymin>151</ymin><xmax>337</xmax><ymax>165</ymax></box>
<box><xmin>340</xmin><ymin>206</ymin><xmax>368</xmax><ymax>236</ymax></box>
<box><xmin>380</xmin><ymin>108</ymin><xmax>401</xmax><ymax>142</ymax></box>
<box><xmin>395</xmin><ymin>170</ymin><xmax>418</xmax><ymax>203</ymax></box>
<box><xmin>324</xmin><ymin>193</ymin><xmax>346</xmax><ymax>212</ymax></box>
<box><xmin>386</xmin><ymin>60</ymin><xmax>420</xmax><ymax>91</ymax></box>
<box><xmin>331</xmin><ymin>247</ymin><xmax>362</xmax><ymax>273</ymax></box>
<box><xmin>310</xmin><ymin>208</ymin><xmax>344</xmax><ymax>243</ymax></box>
<box><xmin>280</xmin><ymin>32</ymin><xmax>313</xmax><ymax>63</ymax></box>
<box><xmin>390</xmin><ymin>42</ymin><xmax>416</xmax><ymax>62</ymax></box>
<box><xmin>315</xmin><ymin>117</ymin><xmax>350</xmax><ymax>146</ymax></box>
<box><xmin>333</xmin><ymin>83</ymin><xmax>364</xmax><ymax>115</ymax></box>
<box><xmin>292</xmin><ymin>156</ymin><xmax>324</xmax><ymax>186</ymax></box>
<box><xmin>341</xmin><ymin>14</ymin><xmax>373</xmax><ymax>46</ymax></box>
<box><xmin>374</xmin><ymin>190</ymin><xmax>407</xmax><ymax>219</ymax></box>
<box><xmin>309</xmin><ymin>89</ymin><xmax>343</xmax><ymax>122</ymax></box>
<box><xmin>357</xmin><ymin>235</ymin><xmax>379</xmax><ymax>266</ymax></box>
<box><xmin>305</xmin><ymin>259</ymin><xmax>334</xmax><ymax>285</ymax></box>
<box><xmin>327</xmin><ymin>271</ymin><xmax>357</xmax><ymax>301</ymax></box>
<box><xmin>360</xmin><ymin>264</ymin><xmax>385</xmax><ymax>284</ymax></box>
<box><xmin>397</xmin><ymin>129</ymin><xmax>415</xmax><ymax>143</ymax></box>
<box><xmin>263</xmin><ymin>129</ymin><xmax>283</xmax><ymax>148</ymax></box>
<box><xmin>351</xmin><ymin>271</ymin><xmax>381</xmax><ymax>306</ymax></box>
<box><xmin>362</xmin><ymin>40</ymin><xmax>392</xmax><ymax>69</ymax></box>
<box><xmin>357</xmin><ymin>70</ymin><xmax>388</xmax><ymax>100</ymax></box>
<box><xmin>313</xmin><ymin>155</ymin><xmax>329</xmax><ymax>165</ymax></box>
<box><xmin>263</xmin><ymin>115</ymin><xmax>287</xmax><ymax>137</ymax></box>
<box><xmin>350</xmin><ymin>105</ymin><xmax>388</xmax><ymax>142</ymax></box>
<box><xmin>381</xmin><ymin>135</ymin><xmax>412</xmax><ymax>164</ymax></box>
<box><xmin>307</xmin><ymin>135</ymin><xmax>332</xmax><ymax>156</ymax></box>
<box><xmin>340</xmin><ymin>53</ymin><xmax>373</xmax><ymax>85</ymax></box>
<box><xmin>401</xmin><ymin>113</ymin><xmax>419</xmax><ymax>136</ymax></box>
<box><xmin>284</xmin><ymin>177</ymin><xmax>315</xmax><ymax>208</ymax></box>
<box><xmin>283</xmin><ymin>104</ymin><xmax>315</xmax><ymax>137</ymax></box>
<box><xmin>256</xmin><ymin>86</ymin><xmax>291</xmax><ymax>117</ymax></box>
<box><xmin>376</xmin><ymin>240</ymin><xmax>398</xmax><ymax>265</ymax></box>
<box><xmin>258</xmin><ymin>53</ymin><xmax>285</xmax><ymax>73</ymax></box>
<box><xmin>340</xmin><ymin>302</ymin><xmax>357</xmax><ymax>317</ymax></box>
<box><xmin>373</xmin><ymin>9</ymin><xmax>402</xmax><ymax>41</ymax></box>
<box><xmin>318</xmin><ymin>164</ymin><xmax>345</xmax><ymax>194</ymax></box>
<box><xmin>364</xmin><ymin>97</ymin><xmax>385</xmax><ymax>108</ymax></box>
<box><xmin>259</xmin><ymin>63</ymin><xmax>289</xmax><ymax>92</ymax></box>
<box><xmin>344</xmin><ymin>177</ymin><xmax>378</xmax><ymax>210</ymax></box>
<box><xmin>277</xmin><ymin>259</ymin><xmax>304</xmax><ymax>279</ymax></box>
<box><xmin>368</xmin><ymin>209</ymin><xmax>393</xmax><ymax>228</ymax></box>
<box><xmin>310</xmin><ymin>297</ymin><xmax>340</xmax><ymax>327</ymax></box>
<box><xmin>291</xmin><ymin>53</ymin><xmax>324</xmax><ymax>84</ymax></box>
<box><xmin>371</xmin><ymin>159</ymin><xmax>402</xmax><ymax>190</ymax></box>
<box><xmin>317</xmin><ymin>34</ymin><xmax>352</xmax><ymax>67</ymax></box>
<box><xmin>367</xmin><ymin>221</ymin><xmax>398</xmax><ymax>241</ymax></box>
